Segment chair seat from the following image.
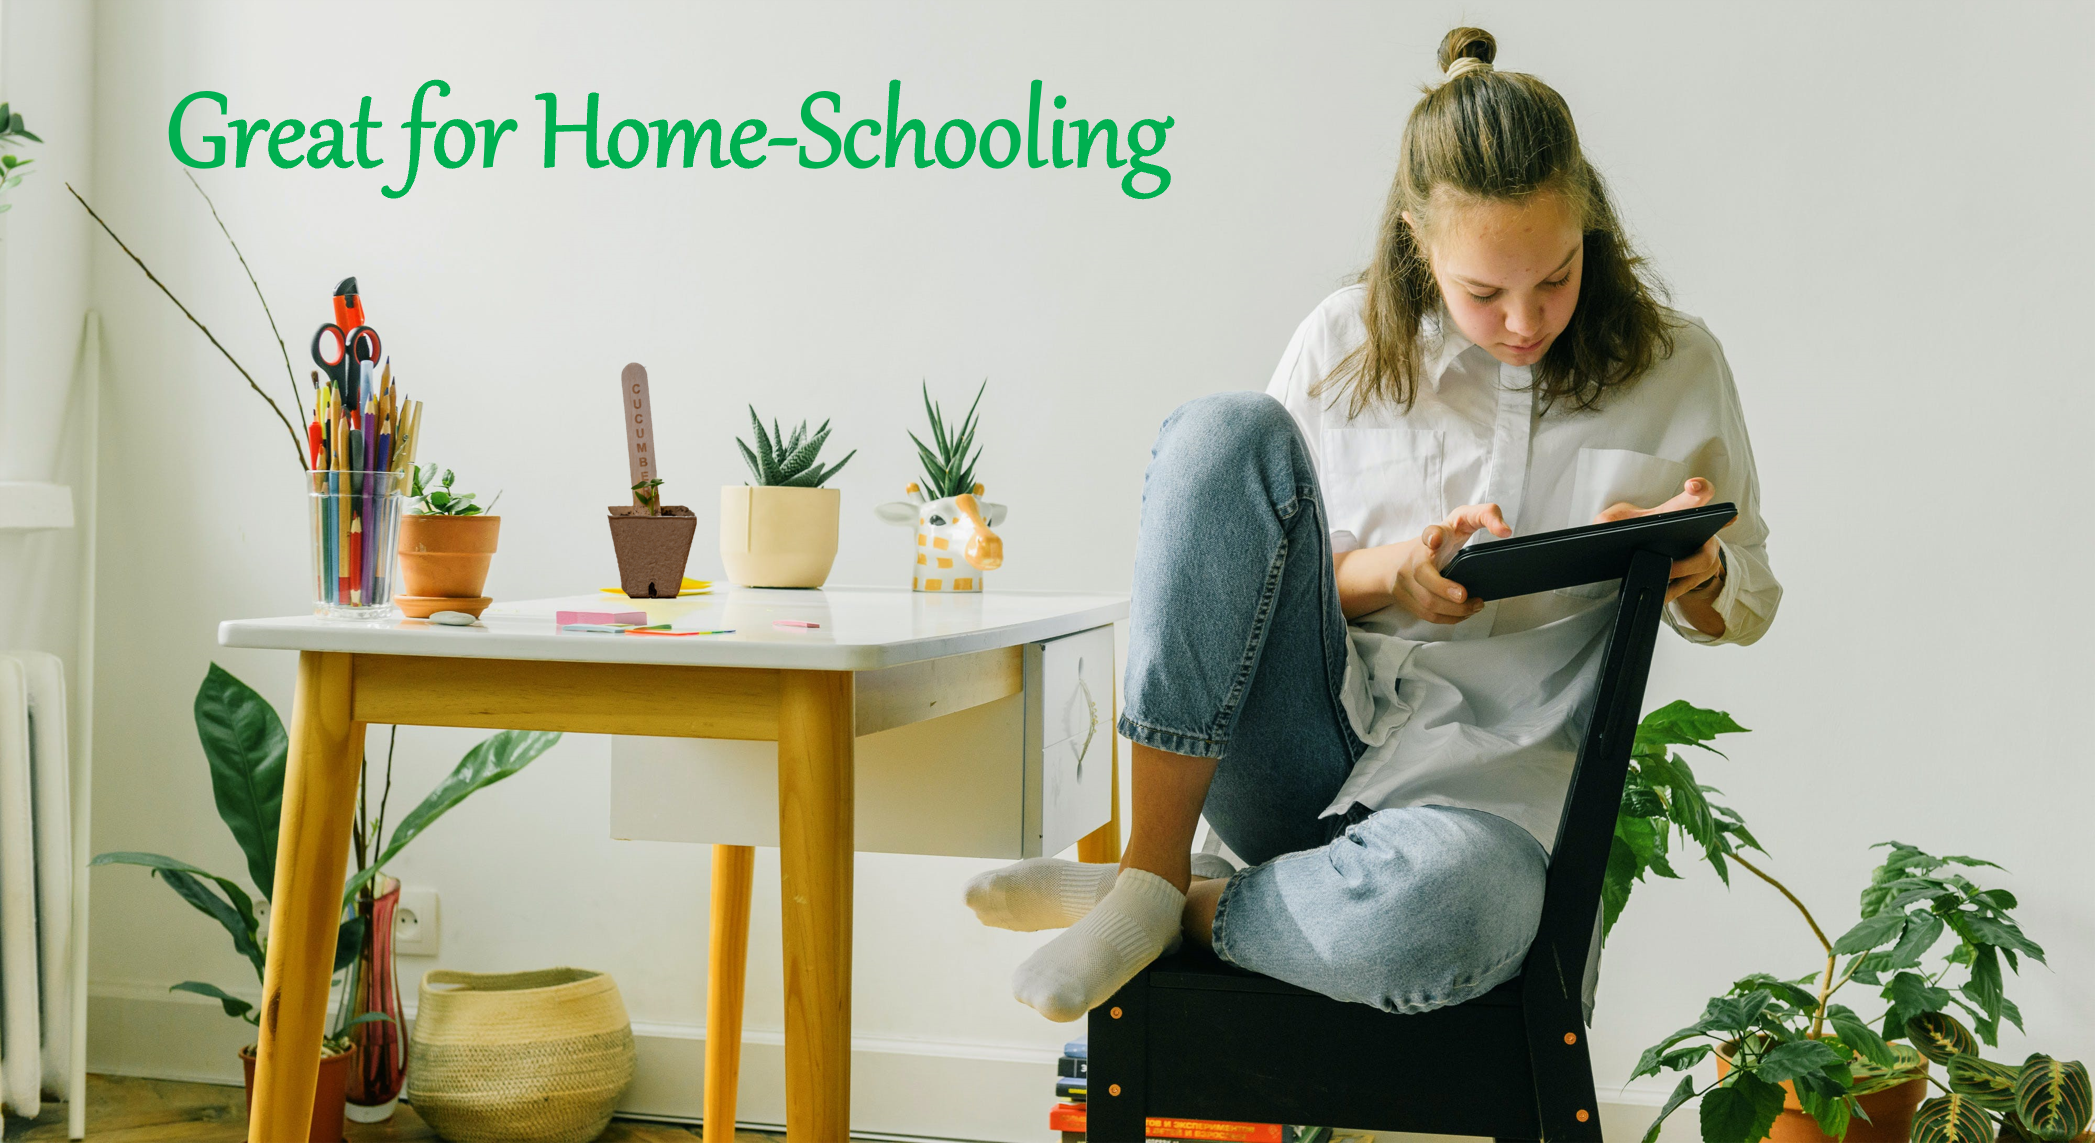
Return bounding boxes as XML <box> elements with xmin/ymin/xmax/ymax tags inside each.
<box><xmin>1145</xmin><ymin>944</ymin><xmax>1525</xmax><ymax>1007</ymax></box>
<box><xmin>1093</xmin><ymin>948</ymin><xmax>1543</xmax><ymax>1139</ymax></box>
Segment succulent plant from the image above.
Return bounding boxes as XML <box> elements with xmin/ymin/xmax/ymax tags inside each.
<box><xmin>738</xmin><ymin>406</ymin><xmax>855</xmax><ymax>487</ymax></box>
<box><xmin>910</xmin><ymin>380</ymin><xmax>986</xmax><ymax>499</ymax></box>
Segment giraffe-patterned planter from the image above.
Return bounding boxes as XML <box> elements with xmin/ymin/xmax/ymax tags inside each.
<box><xmin>876</xmin><ymin>485</ymin><xmax>1007</xmax><ymax>592</ymax></box>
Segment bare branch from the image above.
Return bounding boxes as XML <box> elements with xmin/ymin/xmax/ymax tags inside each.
<box><xmin>67</xmin><ymin>182</ymin><xmax>308</xmax><ymax>470</ymax></box>
<box><xmin>185</xmin><ymin>170</ymin><xmax>305</xmax><ymax>426</ymax></box>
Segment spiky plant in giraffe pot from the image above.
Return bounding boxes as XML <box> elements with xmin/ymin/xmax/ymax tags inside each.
<box><xmin>876</xmin><ymin>381</ymin><xmax>1006</xmax><ymax>593</ymax></box>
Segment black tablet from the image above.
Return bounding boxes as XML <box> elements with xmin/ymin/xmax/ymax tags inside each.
<box><xmin>1441</xmin><ymin>503</ymin><xmax>1736</xmax><ymax>601</ymax></box>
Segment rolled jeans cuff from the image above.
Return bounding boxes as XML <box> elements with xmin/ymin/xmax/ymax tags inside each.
<box><xmin>1115</xmin><ymin>713</ymin><xmax>1226</xmax><ymax>760</ymax></box>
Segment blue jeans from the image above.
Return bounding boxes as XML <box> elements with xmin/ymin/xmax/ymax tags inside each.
<box><xmin>1118</xmin><ymin>392</ymin><xmax>1547</xmax><ymax>1014</ymax></box>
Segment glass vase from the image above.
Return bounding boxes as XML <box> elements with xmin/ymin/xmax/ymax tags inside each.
<box><xmin>336</xmin><ymin>875</ymin><xmax>409</xmax><ymax>1121</ymax></box>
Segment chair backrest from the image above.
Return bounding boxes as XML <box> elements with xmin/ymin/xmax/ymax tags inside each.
<box><xmin>1519</xmin><ymin>549</ymin><xmax>1674</xmax><ymax>1013</ymax></box>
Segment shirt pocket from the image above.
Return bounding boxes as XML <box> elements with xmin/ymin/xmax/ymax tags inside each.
<box><xmin>1319</xmin><ymin>427</ymin><xmax>1445</xmax><ymax>550</ymax></box>
<box><xmin>1557</xmin><ymin>447</ymin><xmax>1691</xmax><ymax>599</ymax></box>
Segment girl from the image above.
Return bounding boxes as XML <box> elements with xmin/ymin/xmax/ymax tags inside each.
<box><xmin>969</xmin><ymin>26</ymin><xmax>1779</xmax><ymax>1022</ymax></box>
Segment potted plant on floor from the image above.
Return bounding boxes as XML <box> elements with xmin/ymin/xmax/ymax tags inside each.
<box><xmin>874</xmin><ymin>381</ymin><xmax>1008</xmax><ymax>593</ymax></box>
<box><xmin>396</xmin><ymin>463</ymin><xmax>502</xmax><ymax>618</ymax></box>
<box><xmin>92</xmin><ymin>664</ymin><xmax>560</xmax><ymax>1141</ymax></box>
<box><xmin>1599</xmin><ymin>704</ymin><xmax>2075</xmax><ymax>1141</ymax></box>
<box><xmin>721</xmin><ymin>406</ymin><xmax>855</xmax><ymax>588</ymax></box>
<box><xmin>1631</xmin><ymin>840</ymin><xmax>2069</xmax><ymax>1142</ymax></box>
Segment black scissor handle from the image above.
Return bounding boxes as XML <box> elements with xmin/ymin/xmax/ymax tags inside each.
<box><xmin>311</xmin><ymin>324</ymin><xmax>382</xmax><ymax>383</ymax></box>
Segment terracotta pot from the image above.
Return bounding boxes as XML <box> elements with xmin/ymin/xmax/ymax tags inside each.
<box><xmin>1716</xmin><ymin>1044</ymin><xmax>1928</xmax><ymax>1142</ymax></box>
<box><xmin>719</xmin><ymin>485</ymin><xmax>839</xmax><ymax>588</ymax></box>
<box><xmin>397</xmin><ymin>514</ymin><xmax>501</xmax><ymax>598</ymax></box>
<box><xmin>607</xmin><ymin>506</ymin><xmax>697</xmax><ymax>599</ymax></box>
<box><xmin>241</xmin><ymin>1043</ymin><xmax>357</xmax><ymax>1143</ymax></box>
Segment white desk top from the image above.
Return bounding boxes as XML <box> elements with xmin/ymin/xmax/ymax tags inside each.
<box><xmin>218</xmin><ymin>587</ymin><xmax>1128</xmax><ymax>671</ymax></box>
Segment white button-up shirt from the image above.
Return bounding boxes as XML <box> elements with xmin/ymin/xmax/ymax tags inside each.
<box><xmin>1267</xmin><ymin>285</ymin><xmax>1780</xmax><ymax>849</ymax></box>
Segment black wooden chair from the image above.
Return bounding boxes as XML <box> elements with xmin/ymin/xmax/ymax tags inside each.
<box><xmin>1088</xmin><ymin>548</ymin><xmax>1676</xmax><ymax>1143</ymax></box>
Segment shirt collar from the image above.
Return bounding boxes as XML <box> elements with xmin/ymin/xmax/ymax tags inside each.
<box><xmin>1421</xmin><ymin>307</ymin><xmax>1475</xmax><ymax>392</ymax></box>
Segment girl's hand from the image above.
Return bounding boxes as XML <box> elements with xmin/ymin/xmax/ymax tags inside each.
<box><xmin>1334</xmin><ymin>503</ymin><xmax>1512</xmax><ymax>621</ymax></box>
<box><xmin>1593</xmin><ymin>478</ymin><xmax>1727</xmax><ymax>605</ymax></box>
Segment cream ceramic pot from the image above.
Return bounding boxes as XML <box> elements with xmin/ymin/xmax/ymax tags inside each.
<box><xmin>720</xmin><ymin>485</ymin><xmax>840</xmax><ymax>588</ymax></box>
<box><xmin>875</xmin><ymin>488</ymin><xmax>1006</xmax><ymax>593</ymax></box>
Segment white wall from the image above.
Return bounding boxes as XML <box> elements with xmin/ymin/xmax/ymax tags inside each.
<box><xmin>0</xmin><ymin>0</ymin><xmax>94</xmax><ymax>658</ymax></box>
<box><xmin>72</xmin><ymin>2</ymin><xmax>2095</xmax><ymax>1140</ymax></box>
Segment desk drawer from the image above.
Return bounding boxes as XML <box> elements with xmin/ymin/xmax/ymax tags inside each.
<box><xmin>608</xmin><ymin>625</ymin><xmax>1116</xmax><ymax>859</ymax></box>
<box><xmin>1025</xmin><ymin>625</ymin><xmax>1116</xmax><ymax>859</ymax></box>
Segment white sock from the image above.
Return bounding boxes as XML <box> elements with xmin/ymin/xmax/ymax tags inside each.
<box><xmin>964</xmin><ymin>858</ymin><xmax>1118</xmax><ymax>932</ymax></box>
<box><xmin>1012</xmin><ymin>868</ymin><xmax>1184</xmax><ymax>1022</ymax></box>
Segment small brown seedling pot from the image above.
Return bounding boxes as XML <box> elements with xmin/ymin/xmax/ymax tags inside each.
<box><xmin>608</xmin><ymin>505</ymin><xmax>697</xmax><ymax>598</ymax></box>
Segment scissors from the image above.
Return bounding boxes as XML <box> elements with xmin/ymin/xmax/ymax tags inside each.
<box><xmin>311</xmin><ymin>322</ymin><xmax>382</xmax><ymax>397</ymax></box>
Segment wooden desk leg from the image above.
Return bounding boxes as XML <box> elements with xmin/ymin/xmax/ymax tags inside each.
<box><xmin>704</xmin><ymin>843</ymin><xmax>755</xmax><ymax>1143</ymax></box>
<box><xmin>251</xmin><ymin>651</ymin><xmax>363</xmax><ymax>1143</ymax></box>
<box><xmin>777</xmin><ymin>671</ymin><xmax>854</xmax><ymax>1143</ymax></box>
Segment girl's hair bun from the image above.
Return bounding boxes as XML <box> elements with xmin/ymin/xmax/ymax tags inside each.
<box><xmin>1436</xmin><ymin>26</ymin><xmax>1497</xmax><ymax>71</ymax></box>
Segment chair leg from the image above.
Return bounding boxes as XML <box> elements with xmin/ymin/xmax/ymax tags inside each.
<box><xmin>1086</xmin><ymin>974</ymin><xmax>1150</xmax><ymax>1143</ymax></box>
<box><xmin>1524</xmin><ymin>1000</ymin><xmax>1604</xmax><ymax>1142</ymax></box>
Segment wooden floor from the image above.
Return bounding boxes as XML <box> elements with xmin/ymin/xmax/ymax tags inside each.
<box><xmin>3</xmin><ymin>1073</ymin><xmax>882</xmax><ymax>1142</ymax></box>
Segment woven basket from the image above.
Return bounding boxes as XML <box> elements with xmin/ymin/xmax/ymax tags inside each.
<box><xmin>406</xmin><ymin>967</ymin><xmax>636</xmax><ymax>1143</ymax></box>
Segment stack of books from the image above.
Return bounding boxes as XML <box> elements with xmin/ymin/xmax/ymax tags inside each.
<box><xmin>1049</xmin><ymin>1038</ymin><xmax>1330</xmax><ymax>1143</ymax></box>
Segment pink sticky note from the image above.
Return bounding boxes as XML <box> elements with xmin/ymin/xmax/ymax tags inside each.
<box><xmin>558</xmin><ymin>609</ymin><xmax>648</xmax><ymax>626</ymax></box>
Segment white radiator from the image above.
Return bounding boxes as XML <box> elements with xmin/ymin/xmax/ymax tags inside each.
<box><xmin>0</xmin><ymin>651</ymin><xmax>72</xmax><ymax>1119</ymax></box>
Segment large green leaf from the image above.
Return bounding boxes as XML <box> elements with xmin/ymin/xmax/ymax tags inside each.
<box><xmin>1641</xmin><ymin>1074</ymin><xmax>1697</xmax><ymax>1143</ymax></box>
<box><xmin>343</xmin><ymin>730</ymin><xmax>561</xmax><ymax>903</ymax></box>
<box><xmin>1833</xmin><ymin>910</ymin><xmax>1907</xmax><ymax>955</ymax></box>
<box><xmin>1828</xmin><ymin>1007</ymin><xmax>1899</xmax><ymax>1069</ymax></box>
<box><xmin>1796</xmin><ymin>1083</ymin><xmax>1854</xmax><ymax>1141</ymax></box>
<box><xmin>1701</xmin><ymin>1071</ymin><xmax>1785</xmax><ymax>1143</ymax></box>
<box><xmin>171</xmin><ymin>980</ymin><xmax>258</xmax><ymax>1023</ymax></box>
<box><xmin>194</xmin><ymin>663</ymin><xmax>288</xmax><ymax>897</ymax></box>
<box><xmin>335</xmin><ymin>915</ymin><xmax>367</xmax><ymax>974</ymax></box>
<box><xmin>1946</xmin><ymin>1055</ymin><xmax>2021</xmax><ymax>1113</ymax></box>
<box><xmin>2014</xmin><ymin>1055</ymin><xmax>2092</xmax><ymax>1142</ymax></box>
<box><xmin>1908</xmin><ymin>1011</ymin><xmax>1979</xmax><ymax>1064</ymax></box>
<box><xmin>1634</xmin><ymin>700</ymin><xmax>1749</xmax><ymax>753</ymax></box>
<box><xmin>93</xmin><ymin>851</ymin><xmax>263</xmax><ymax>977</ymax></box>
<box><xmin>1913</xmin><ymin>1094</ymin><xmax>1999</xmax><ymax>1143</ymax></box>
<box><xmin>1884</xmin><ymin>971</ymin><xmax>1953</xmax><ymax>1039</ymax></box>
<box><xmin>1963</xmin><ymin>944</ymin><xmax>2006</xmax><ymax>1044</ymax></box>
<box><xmin>1885</xmin><ymin>911</ymin><xmax>1947</xmax><ymax>968</ymax></box>
<box><xmin>1757</xmin><ymin>1038</ymin><xmax>1842</xmax><ymax>1083</ymax></box>
<box><xmin>1949</xmin><ymin>910</ymin><xmax>2046</xmax><ymax>964</ymax></box>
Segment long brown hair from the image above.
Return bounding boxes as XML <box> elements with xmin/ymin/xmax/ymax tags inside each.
<box><xmin>1319</xmin><ymin>27</ymin><xmax>1675</xmax><ymax>418</ymax></box>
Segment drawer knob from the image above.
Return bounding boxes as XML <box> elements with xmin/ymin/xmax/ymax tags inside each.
<box><xmin>1074</xmin><ymin>670</ymin><xmax>1099</xmax><ymax>769</ymax></box>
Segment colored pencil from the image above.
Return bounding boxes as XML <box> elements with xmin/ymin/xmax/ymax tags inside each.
<box><xmin>335</xmin><ymin>404</ymin><xmax>350</xmax><ymax>603</ymax></box>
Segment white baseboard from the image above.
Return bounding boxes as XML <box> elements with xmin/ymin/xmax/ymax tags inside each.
<box><xmin>88</xmin><ymin>983</ymin><xmax>1698</xmax><ymax>1143</ymax></box>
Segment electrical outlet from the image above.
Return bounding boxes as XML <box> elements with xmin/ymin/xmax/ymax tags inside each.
<box><xmin>394</xmin><ymin>887</ymin><xmax>441</xmax><ymax>957</ymax></box>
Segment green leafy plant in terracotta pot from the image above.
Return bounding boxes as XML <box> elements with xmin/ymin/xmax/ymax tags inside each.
<box><xmin>92</xmin><ymin>665</ymin><xmax>558</xmax><ymax>1142</ymax></box>
<box><xmin>396</xmin><ymin>463</ymin><xmax>501</xmax><ymax>618</ymax></box>
<box><xmin>1632</xmin><ymin>842</ymin><xmax>2068</xmax><ymax>1142</ymax></box>
<box><xmin>720</xmin><ymin>407</ymin><xmax>855</xmax><ymax>588</ymax></box>
<box><xmin>1604</xmin><ymin>706</ymin><xmax>2080</xmax><ymax>1142</ymax></box>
